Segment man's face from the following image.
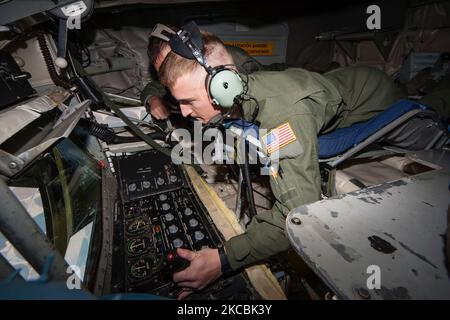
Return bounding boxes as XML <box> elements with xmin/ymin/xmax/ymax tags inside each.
<box><xmin>171</xmin><ymin>67</ymin><xmax>221</xmax><ymax>123</ymax></box>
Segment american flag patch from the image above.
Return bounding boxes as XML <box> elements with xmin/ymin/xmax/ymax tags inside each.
<box><xmin>263</xmin><ymin>122</ymin><xmax>297</xmax><ymax>154</ymax></box>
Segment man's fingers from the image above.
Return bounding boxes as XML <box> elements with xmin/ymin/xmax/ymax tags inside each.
<box><xmin>152</xmin><ymin>112</ymin><xmax>163</xmax><ymax>120</ymax></box>
<box><xmin>175</xmin><ymin>281</ymin><xmax>198</xmax><ymax>289</ymax></box>
<box><xmin>177</xmin><ymin>289</ymin><xmax>193</xmax><ymax>300</ymax></box>
<box><xmin>173</xmin><ymin>267</ymin><xmax>194</xmax><ymax>283</ymax></box>
<box><xmin>177</xmin><ymin>248</ymin><xmax>197</xmax><ymax>261</ymax></box>
<box><xmin>152</xmin><ymin>111</ymin><xmax>168</xmax><ymax>120</ymax></box>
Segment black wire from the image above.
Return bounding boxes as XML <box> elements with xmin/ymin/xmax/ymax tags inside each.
<box><xmin>101</xmin><ymin>84</ymin><xmax>142</xmax><ymax>95</ymax></box>
<box><xmin>238</xmin><ymin>72</ymin><xmax>261</xmax><ymax>123</ymax></box>
<box><xmin>241</xmin><ymin>141</ymin><xmax>258</xmax><ymax>219</ymax></box>
<box><xmin>227</xmin><ymin>164</ymin><xmax>274</xmax><ymax>208</ymax></box>
<box><xmin>142</xmin><ymin>112</ymin><xmax>150</xmax><ymax>122</ymax></box>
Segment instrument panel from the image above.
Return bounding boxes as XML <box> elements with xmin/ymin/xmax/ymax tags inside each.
<box><xmin>111</xmin><ymin>149</ymin><xmax>230</xmax><ymax>297</ymax></box>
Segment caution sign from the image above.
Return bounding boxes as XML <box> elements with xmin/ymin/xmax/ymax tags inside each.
<box><xmin>225</xmin><ymin>41</ymin><xmax>274</xmax><ymax>56</ymax></box>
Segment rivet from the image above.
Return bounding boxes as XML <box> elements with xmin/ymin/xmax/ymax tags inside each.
<box><xmin>291</xmin><ymin>217</ymin><xmax>302</xmax><ymax>225</ymax></box>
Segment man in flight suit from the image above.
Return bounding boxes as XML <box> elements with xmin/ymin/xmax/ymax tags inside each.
<box><xmin>140</xmin><ymin>27</ymin><xmax>286</xmax><ymax>120</ymax></box>
<box><xmin>158</xmin><ymin>30</ymin><xmax>449</xmax><ymax>298</ymax></box>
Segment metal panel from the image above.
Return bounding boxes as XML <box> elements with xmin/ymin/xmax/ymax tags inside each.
<box><xmin>286</xmin><ymin>149</ymin><xmax>450</xmax><ymax>300</ymax></box>
<box><xmin>0</xmin><ymin>0</ymin><xmax>75</xmax><ymax>25</ymax></box>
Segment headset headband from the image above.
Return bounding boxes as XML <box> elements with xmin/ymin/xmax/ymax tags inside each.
<box><xmin>161</xmin><ymin>21</ymin><xmax>244</xmax><ymax>110</ymax></box>
<box><xmin>150</xmin><ymin>23</ymin><xmax>176</xmax><ymax>42</ymax></box>
<box><xmin>167</xmin><ymin>21</ymin><xmax>214</xmax><ymax>73</ymax></box>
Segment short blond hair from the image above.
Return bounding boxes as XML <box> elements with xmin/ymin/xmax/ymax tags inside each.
<box><xmin>159</xmin><ymin>31</ymin><xmax>232</xmax><ymax>89</ymax></box>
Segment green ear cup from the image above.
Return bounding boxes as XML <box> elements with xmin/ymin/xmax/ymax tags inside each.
<box><xmin>209</xmin><ymin>69</ymin><xmax>244</xmax><ymax>108</ymax></box>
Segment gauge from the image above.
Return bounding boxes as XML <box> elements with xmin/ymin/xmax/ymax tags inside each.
<box><xmin>129</xmin><ymin>259</ymin><xmax>152</xmax><ymax>280</ymax></box>
<box><xmin>189</xmin><ymin>218</ymin><xmax>199</xmax><ymax>228</ymax></box>
<box><xmin>127</xmin><ymin>237</ymin><xmax>151</xmax><ymax>256</ymax></box>
<box><xmin>126</xmin><ymin>217</ymin><xmax>149</xmax><ymax>235</ymax></box>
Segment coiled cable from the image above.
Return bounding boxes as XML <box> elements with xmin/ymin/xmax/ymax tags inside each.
<box><xmin>37</xmin><ymin>31</ymin><xmax>72</xmax><ymax>89</ymax></box>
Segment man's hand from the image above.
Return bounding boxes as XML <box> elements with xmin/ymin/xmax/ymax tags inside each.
<box><xmin>173</xmin><ymin>247</ymin><xmax>222</xmax><ymax>299</ymax></box>
<box><xmin>148</xmin><ymin>96</ymin><xmax>170</xmax><ymax>120</ymax></box>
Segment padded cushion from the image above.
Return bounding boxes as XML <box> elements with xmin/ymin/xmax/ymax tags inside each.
<box><xmin>318</xmin><ymin>99</ymin><xmax>426</xmax><ymax>158</ymax></box>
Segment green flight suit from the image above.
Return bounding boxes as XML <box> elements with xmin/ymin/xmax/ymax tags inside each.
<box><xmin>419</xmin><ymin>74</ymin><xmax>450</xmax><ymax>120</ymax></box>
<box><xmin>140</xmin><ymin>45</ymin><xmax>287</xmax><ymax>106</ymax></box>
<box><xmin>224</xmin><ymin>66</ymin><xmax>407</xmax><ymax>270</ymax></box>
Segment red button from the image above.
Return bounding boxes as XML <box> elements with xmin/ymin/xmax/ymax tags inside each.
<box><xmin>167</xmin><ymin>252</ymin><xmax>175</xmax><ymax>261</ymax></box>
<box><xmin>98</xmin><ymin>160</ymin><xmax>106</xmax><ymax>169</ymax></box>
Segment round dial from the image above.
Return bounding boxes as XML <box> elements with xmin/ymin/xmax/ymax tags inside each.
<box><xmin>170</xmin><ymin>175</ymin><xmax>178</xmax><ymax>183</ymax></box>
<box><xmin>156</xmin><ymin>177</ymin><xmax>165</xmax><ymax>186</ymax></box>
<box><xmin>162</xmin><ymin>203</ymin><xmax>171</xmax><ymax>211</ymax></box>
<box><xmin>126</xmin><ymin>218</ymin><xmax>149</xmax><ymax>235</ymax></box>
<box><xmin>128</xmin><ymin>183</ymin><xmax>137</xmax><ymax>192</ymax></box>
<box><xmin>159</xmin><ymin>194</ymin><xmax>168</xmax><ymax>201</ymax></box>
<box><xmin>129</xmin><ymin>259</ymin><xmax>152</xmax><ymax>280</ymax></box>
<box><xmin>127</xmin><ymin>237</ymin><xmax>151</xmax><ymax>256</ymax></box>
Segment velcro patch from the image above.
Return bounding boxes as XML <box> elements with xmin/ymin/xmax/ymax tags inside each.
<box><xmin>262</xmin><ymin>122</ymin><xmax>297</xmax><ymax>155</ymax></box>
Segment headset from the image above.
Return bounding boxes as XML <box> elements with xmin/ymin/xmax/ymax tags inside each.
<box><xmin>150</xmin><ymin>21</ymin><xmax>244</xmax><ymax>109</ymax></box>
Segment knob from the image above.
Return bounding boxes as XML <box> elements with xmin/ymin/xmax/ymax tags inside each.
<box><xmin>142</xmin><ymin>181</ymin><xmax>151</xmax><ymax>189</ymax></box>
<box><xmin>170</xmin><ymin>175</ymin><xmax>178</xmax><ymax>183</ymax></box>
<box><xmin>189</xmin><ymin>218</ymin><xmax>199</xmax><ymax>228</ymax></box>
<box><xmin>162</xmin><ymin>203</ymin><xmax>170</xmax><ymax>211</ymax></box>
<box><xmin>168</xmin><ymin>224</ymin><xmax>178</xmax><ymax>234</ymax></box>
<box><xmin>165</xmin><ymin>213</ymin><xmax>174</xmax><ymax>222</ymax></box>
<box><xmin>159</xmin><ymin>194</ymin><xmax>168</xmax><ymax>201</ymax></box>
<box><xmin>157</xmin><ymin>177</ymin><xmax>164</xmax><ymax>186</ymax></box>
<box><xmin>172</xmin><ymin>238</ymin><xmax>184</xmax><ymax>248</ymax></box>
<box><xmin>184</xmin><ymin>208</ymin><xmax>193</xmax><ymax>216</ymax></box>
<box><xmin>194</xmin><ymin>231</ymin><xmax>205</xmax><ymax>241</ymax></box>
<box><xmin>128</xmin><ymin>183</ymin><xmax>137</xmax><ymax>192</ymax></box>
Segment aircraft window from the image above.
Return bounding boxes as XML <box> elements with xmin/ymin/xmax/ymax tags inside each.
<box><xmin>9</xmin><ymin>138</ymin><xmax>102</xmax><ymax>257</ymax></box>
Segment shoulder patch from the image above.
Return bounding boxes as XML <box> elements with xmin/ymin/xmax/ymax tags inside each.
<box><xmin>262</xmin><ymin>122</ymin><xmax>297</xmax><ymax>155</ymax></box>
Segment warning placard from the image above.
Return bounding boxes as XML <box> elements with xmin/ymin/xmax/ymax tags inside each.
<box><xmin>225</xmin><ymin>41</ymin><xmax>274</xmax><ymax>56</ymax></box>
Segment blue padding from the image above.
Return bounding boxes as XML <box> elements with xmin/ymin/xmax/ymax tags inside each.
<box><xmin>318</xmin><ymin>99</ymin><xmax>427</xmax><ymax>158</ymax></box>
<box><xmin>223</xmin><ymin>119</ymin><xmax>260</xmax><ymax>138</ymax></box>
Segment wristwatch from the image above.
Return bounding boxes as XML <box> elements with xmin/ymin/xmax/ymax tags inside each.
<box><xmin>218</xmin><ymin>246</ymin><xmax>233</xmax><ymax>276</ymax></box>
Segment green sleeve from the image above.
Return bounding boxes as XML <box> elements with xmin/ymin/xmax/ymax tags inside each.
<box><xmin>227</xmin><ymin>45</ymin><xmax>263</xmax><ymax>74</ymax></box>
<box><xmin>140</xmin><ymin>80</ymin><xmax>167</xmax><ymax>105</ymax></box>
<box><xmin>224</xmin><ymin>112</ymin><xmax>322</xmax><ymax>270</ymax></box>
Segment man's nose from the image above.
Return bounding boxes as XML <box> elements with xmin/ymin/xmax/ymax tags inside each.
<box><xmin>180</xmin><ymin>105</ymin><xmax>193</xmax><ymax>117</ymax></box>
